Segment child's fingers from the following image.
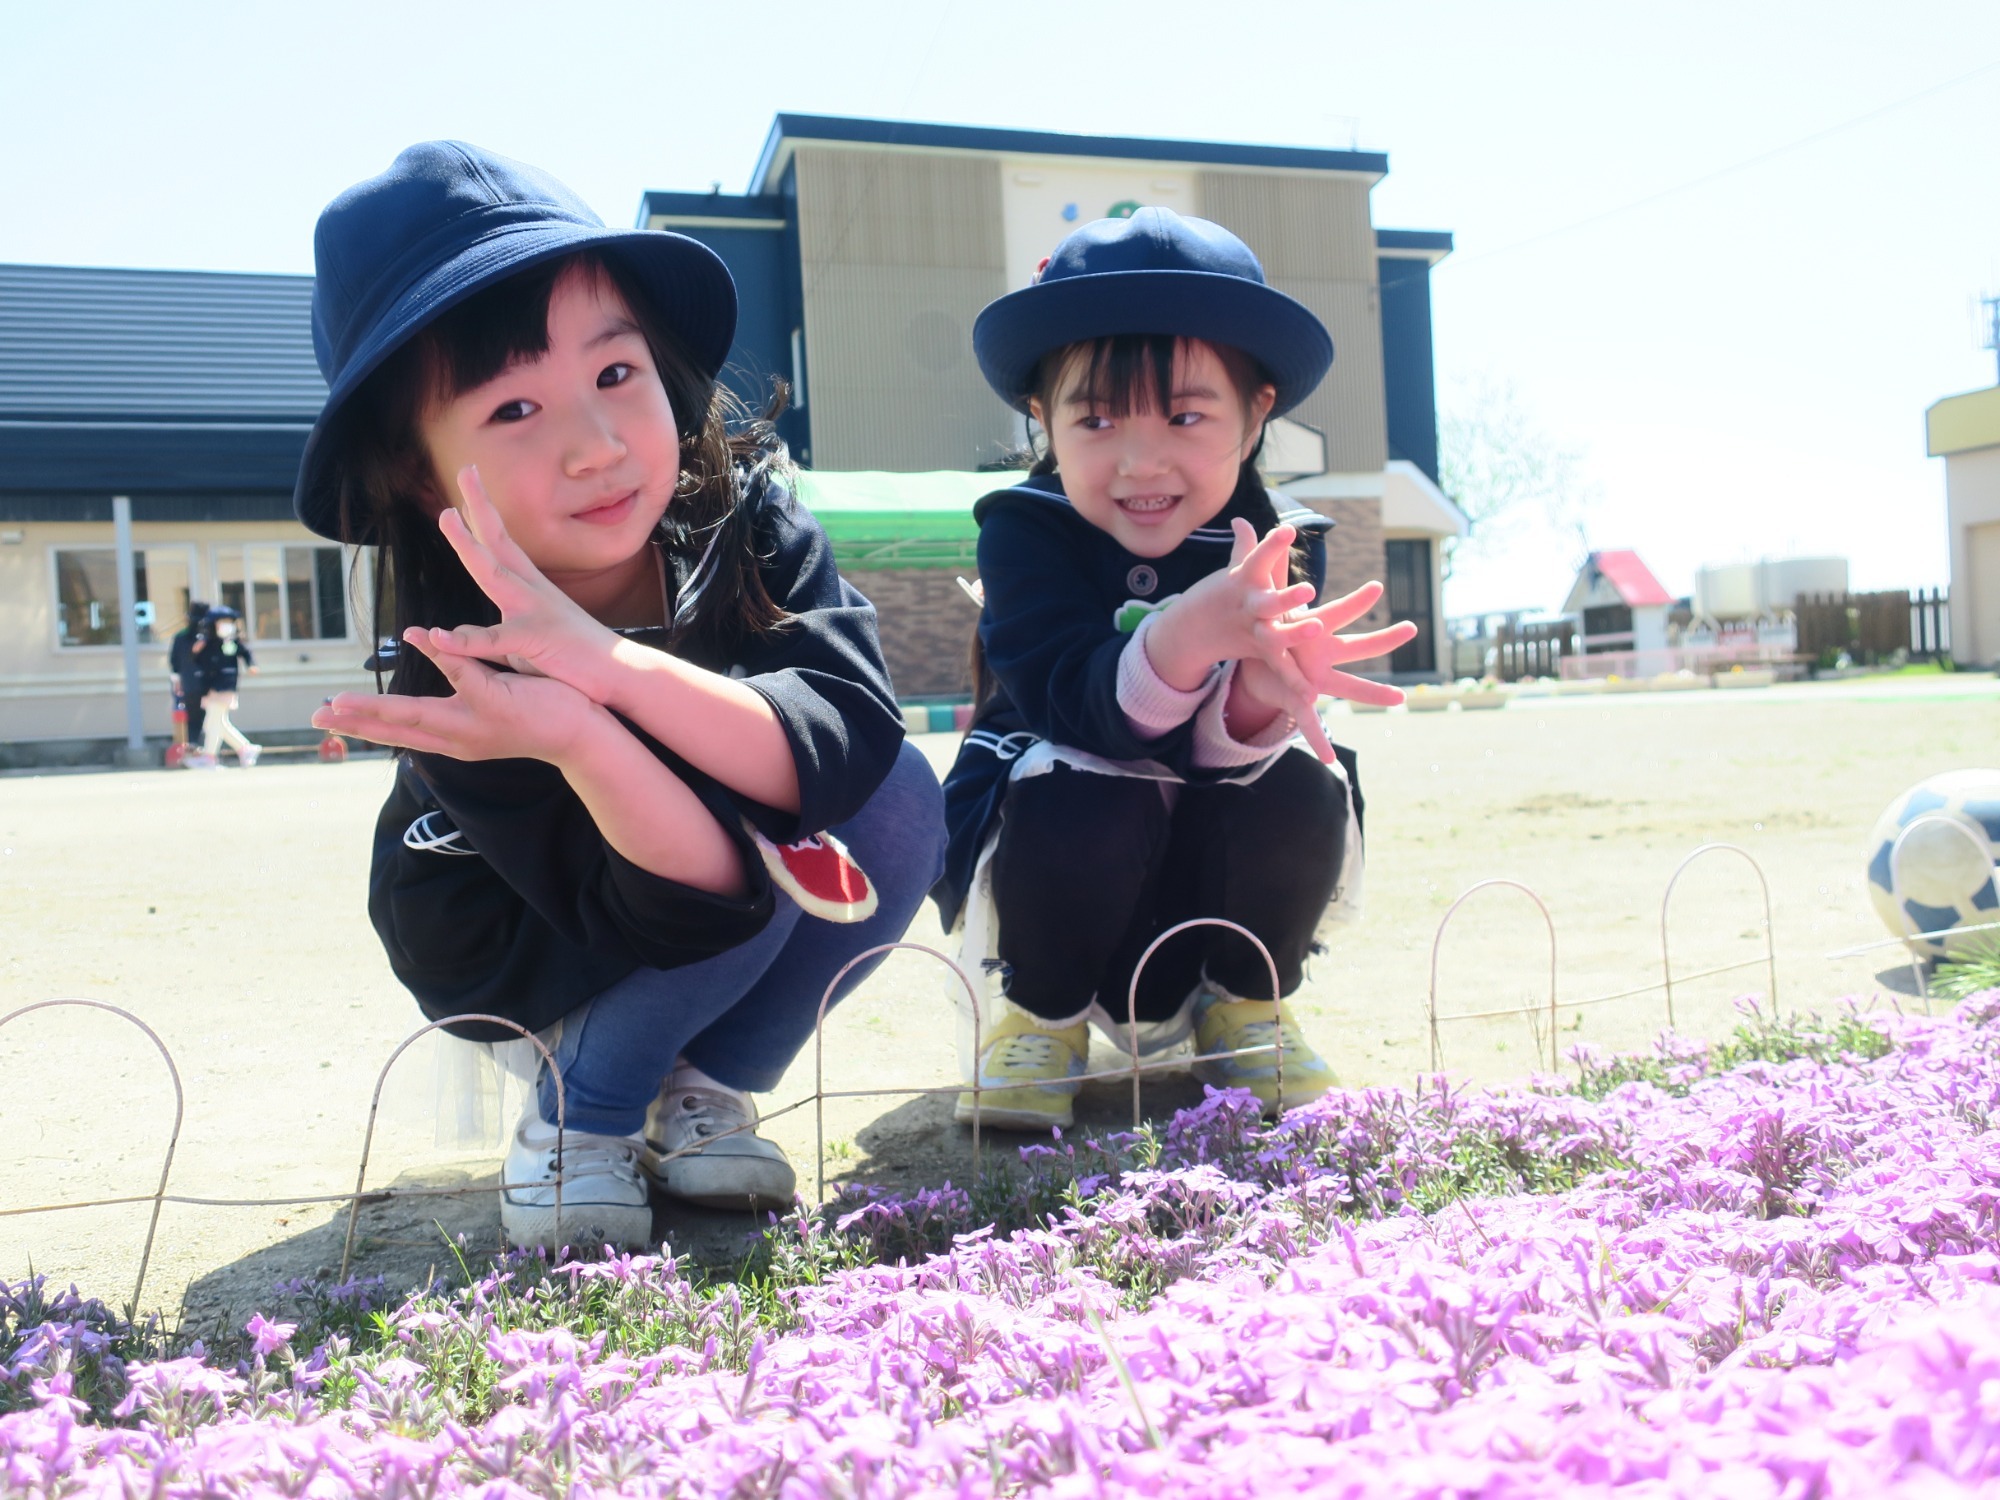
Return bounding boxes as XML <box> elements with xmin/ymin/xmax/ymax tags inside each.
<box><xmin>1249</xmin><ymin>625</ymin><xmax>1319</xmax><ymax>701</ymax></box>
<box><xmin>1294</xmin><ymin>705</ymin><xmax>1340</xmax><ymax>765</ymax></box>
<box><xmin>1300</xmin><ymin>579</ymin><xmax>1388</xmax><ymax>632</ymax></box>
<box><xmin>1228</xmin><ymin>516</ymin><xmax>1257</xmax><ymax>568</ymax></box>
<box><xmin>436</xmin><ymin>507</ymin><xmax>516</xmax><ymax>599</ymax></box>
<box><xmin>403</xmin><ymin>625</ymin><xmax>497</xmax><ymax>697</ymax></box>
<box><xmin>422</xmin><ymin>622</ymin><xmax>515</xmax><ymax>661</ymax></box>
<box><xmin>1243</xmin><ymin>522</ymin><xmax>1297</xmax><ymax>572</ymax></box>
<box><xmin>1249</xmin><ymin>582</ymin><xmax>1320</xmax><ymax>619</ymax></box>
<box><xmin>311</xmin><ymin>704</ymin><xmax>460</xmax><ymax>757</ymax></box>
<box><xmin>314</xmin><ymin>691</ymin><xmax>465</xmax><ymax>751</ymax></box>
<box><xmin>456</xmin><ymin>467</ymin><xmax>548</xmax><ymax>582</ymax></box>
<box><xmin>1257</xmin><ymin>617</ymin><xmax>1326</xmax><ymax>656</ymax></box>
<box><xmin>1319</xmin><ymin>670</ymin><xmax>1406</xmax><ymax>707</ymax></box>
<box><xmin>1317</xmin><ymin>620</ymin><xmax>1421</xmax><ymax>666</ymax></box>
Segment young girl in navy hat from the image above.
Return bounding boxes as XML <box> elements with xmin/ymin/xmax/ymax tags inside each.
<box><xmin>193</xmin><ymin>605</ymin><xmax>261</xmax><ymax>767</ymax></box>
<box><xmin>303</xmin><ymin>141</ymin><xmax>945</xmax><ymax>1252</ymax></box>
<box><xmin>937</xmin><ymin>207</ymin><xmax>1416</xmax><ymax>1131</ymax></box>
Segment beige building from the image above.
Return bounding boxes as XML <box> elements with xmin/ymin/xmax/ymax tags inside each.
<box><xmin>642</xmin><ymin>115</ymin><xmax>1461</xmax><ymax>680</ymax></box>
<box><xmin>1926</xmin><ymin>383</ymin><xmax>2000</xmax><ymax>667</ymax></box>
<box><xmin>1</xmin><ymin>117</ymin><xmax>1462</xmax><ymax>761</ymax></box>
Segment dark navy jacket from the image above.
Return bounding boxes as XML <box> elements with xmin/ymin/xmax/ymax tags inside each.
<box><xmin>931</xmin><ymin>471</ymin><xmax>1340</xmax><ymax>930</ymax></box>
<box><xmin>367</xmin><ymin>473</ymin><xmax>906</xmax><ymax>1041</ymax></box>
<box><xmin>196</xmin><ymin>637</ymin><xmax>253</xmax><ymax>695</ymax></box>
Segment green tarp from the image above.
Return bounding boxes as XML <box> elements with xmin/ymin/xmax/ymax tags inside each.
<box><xmin>791</xmin><ymin>469</ymin><xmax>992</xmax><ymax>569</ymax></box>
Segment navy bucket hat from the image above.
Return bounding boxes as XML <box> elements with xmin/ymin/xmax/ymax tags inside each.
<box><xmin>294</xmin><ymin>141</ymin><xmax>737</xmax><ymax>542</ymax></box>
<box><xmin>972</xmin><ymin>206</ymin><xmax>1332</xmax><ymax>417</ymax></box>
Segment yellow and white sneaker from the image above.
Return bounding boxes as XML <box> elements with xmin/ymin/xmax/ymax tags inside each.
<box><xmin>954</xmin><ymin>1001</ymin><xmax>1091</xmax><ymax>1132</ymax></box>
<box><xmin>1190</xmin><ymin>985</ymin><xmax>1337</xmax><ymax>1115</ymax></box>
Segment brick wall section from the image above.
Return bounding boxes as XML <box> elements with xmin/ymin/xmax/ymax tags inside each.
<box><xmin>845</xmin><ymin>567</ymin><xmax>978</xmax><ymax>699</ymax></box>
<box><xmin>848</xmin><ymin>499</ymin><xmax>1389</xmax><ymax>701</ymax></box>
<box><xmin>1298</xmin><ymin>498</ymin><xmax>1391</xmax><ymax>631</ymax></box>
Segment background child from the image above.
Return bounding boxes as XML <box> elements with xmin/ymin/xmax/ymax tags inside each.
<box><xmin>936</xmin><ymin>208</ymin><xmax>1416</xmax><ymax>1131</ymax></box>
<box><xmin>193</xmin><ymin>605</ymin><xmax>260</xmax><ymax>767</ymax></box>
<box><xmin>301</xmin><ymin>142</ymin><xmax>945</xmax><ymax>1251</ymax></box>
<box><xmin>168</xmin><ymin>598</ymin><xmax>209</xmax><ymax>765</ymax></box>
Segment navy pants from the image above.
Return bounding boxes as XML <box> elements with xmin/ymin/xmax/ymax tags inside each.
<box><xmin>989</xmin><ymin>749</ymin><xmax>1347</xmax><ymax>1023</ymax></box>
<box><xmin>537</xmin><ymin>740</ymin><xmax>947</xmax><ymax>1135</ymax></box>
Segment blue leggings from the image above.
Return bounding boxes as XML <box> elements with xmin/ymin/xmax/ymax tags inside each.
<box><xmin>537</xmin><ymin>741</ymin><xmax>946</xmax><ymax>1135</ymax></box>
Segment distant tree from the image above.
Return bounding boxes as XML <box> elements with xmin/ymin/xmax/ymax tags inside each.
<box><xmin>1437</xmin><ymin>377</ymin><xmax>1595</xmax><ymax>576</ymax></box>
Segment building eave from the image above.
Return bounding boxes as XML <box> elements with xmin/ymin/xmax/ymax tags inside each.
<box><xmin>1375</xmin><ymin>228</ymin><xmax>1455</xmax><ymax>266</ymax></box>
<box><xmin>1927</xmin><ymin>384</ymin><xmax>2000</xmax><ymax>458</ymax></box>
<box><xmin>750</xmin><ymin>113</ymin><xmax>1388</xmax><ymax>195</ymax></box>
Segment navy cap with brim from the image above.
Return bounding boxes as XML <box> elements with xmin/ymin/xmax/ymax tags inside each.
<box><xmin>973</xmin><ymin>268</ymin><xmax>1333</xmax><ymax>418</ymax></box>
<box><xmin>293</xmin><ymin>143</ymin><xmax>737</xmax><ymax>544</ymax></box>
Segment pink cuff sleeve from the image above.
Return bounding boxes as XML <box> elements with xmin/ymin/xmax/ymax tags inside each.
<box><xmin>1117</xmin><ymin>610</ymin><xmax>1217</xmax><ymax>739</ymax></box>
<box><xmin>1192</xmin><ymin>662</ymin><xmax>1299</xmax><ymax>768</ymax></box>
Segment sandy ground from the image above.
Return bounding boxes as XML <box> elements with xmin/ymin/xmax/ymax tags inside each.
<box><xmin>1</xmin><ymin>672</ymin><xmax>1993</xmax><ymax>1330</ymax></box>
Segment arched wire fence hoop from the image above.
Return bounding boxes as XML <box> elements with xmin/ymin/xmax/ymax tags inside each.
<box><xmin>814</xmin><ymin>942</ymin><xmax>982</xmax><ymax>1205</ymax></box>
<box><xmin>1885</xmin><ymin>813</ymin><xmax>2000</xmax><ymax>1015</ymax></box>
<box><xmin>0</xmin><ymin>1000</ymin><xmax>184</xmax><ymax>1313</ymax></box>
<box><xmin>1122</xmin><ymin>919</ymin><xmax>1282</xmax><ymax>1129</ymax></box>
<box><xmin>1660</xmin><ymin>843</ymin><xmax>1779</xmax><ymax>1029</ymax></box>
<box><xmin>1428</xmin><ymin>881</ymin><xmax>1559</xmax><ymax>1073</ymax></box>
<box><xmin>0</xmin><ymin>838</ymin><xmax>1913</xmax><ymax>1310</ymax></box>
<box><xmin>340</xmin><ymin>1015</ymin><xmax>564</xmax><ymax>1282</ymax></box>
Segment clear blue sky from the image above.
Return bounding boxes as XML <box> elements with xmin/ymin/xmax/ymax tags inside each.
<box><xmin>6</xmin><ymin>0</ymin><xmax>1997</xmax><ymax>613</ymax></box>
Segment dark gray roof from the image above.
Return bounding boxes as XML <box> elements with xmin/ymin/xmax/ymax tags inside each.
<box><xmin>0</xmin><ymin>263</ymin><xmax>323</xmax><ymax>419</ymax></box>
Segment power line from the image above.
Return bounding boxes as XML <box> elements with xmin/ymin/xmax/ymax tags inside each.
<box><xmin>1442</xmin><ymin>55</ymin><xmax>2000</xmax><ymax>274</ymax></box>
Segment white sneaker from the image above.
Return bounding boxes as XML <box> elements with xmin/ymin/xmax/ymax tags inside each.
<box><xmin>499</xmin><ymin>1115</ymin><xmax>653</xmax><ymax>1252</ymax></box>
<box><xmin>643</xmin><ymin>1064</ymin><xmax>796</xmax><ymax>1213</ymax></box>
<box><xmin>183</xmin><ymin>753</ymin><xmax>219</xmax><ymax>770</ymax></box>
<box><xmin>240</xmin><ymin>744</ymin><xmax>261</xmax><ymax>767</ymax></box>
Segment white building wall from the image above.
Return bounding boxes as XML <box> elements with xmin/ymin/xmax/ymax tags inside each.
<box><xmin>1945</xmin><ymin>444</ymin><xmax>2000</xmax><ymax>666</ymax></box>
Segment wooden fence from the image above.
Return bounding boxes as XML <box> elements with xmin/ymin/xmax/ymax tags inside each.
<box><xmin>1794</xmin><ymin>589</ymin><xmax>1950</xmax><ymax>665</ymax></box>
<box><xmin>1494</xmin><ymin>620</ymin><xmax>1575</xmax><ymax>681</ymax></box>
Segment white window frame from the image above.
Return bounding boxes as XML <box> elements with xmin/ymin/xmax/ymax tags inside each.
<box><xmin>47</xmin><ymin>542</ymin><xmax>200</xmax><ymax>654</ymax></box>
<box><xmin>208</xmin><ymin>541</ymin><xmax>358</xmax><ymax>645</ymax></box>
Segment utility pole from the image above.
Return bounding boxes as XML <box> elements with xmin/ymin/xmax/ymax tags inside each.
<box><xmin>1983</xmin><ymin>295</ymin><xmax>2000</xmax><ymax>386</ymax></box>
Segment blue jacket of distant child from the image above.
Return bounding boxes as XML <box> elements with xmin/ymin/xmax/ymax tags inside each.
<box><xmin>195</xmin><ymin>623</ymin><xmax>253</xmax><ymax>695</ymax></box>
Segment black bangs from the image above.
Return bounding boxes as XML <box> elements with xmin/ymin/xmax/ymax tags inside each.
<box><xmin>1036</xmin><ymin>334</ymin><xmax>1273</xmax><ymax>423</ymax></box>
<box><xmin>416</xmin><ymin>254</ymin><xmax>587</xmax><ymax>408</ymax></box>
<box><xmin>1042</xmin><ymin>333</ymin><xmax>1180</xmax><ymax>418</ymax></box>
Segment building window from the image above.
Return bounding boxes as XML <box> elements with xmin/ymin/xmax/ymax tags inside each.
<box><xmin>51</xmin><ymin>546</ymin><xmax>194</xmax><ymax>649</ymax></box>
<box><xmin>213</xmin><ymin>544</ymin><xmax>350</xmax><ymax>641</ymax></box>
<box><xmin>1385</xmin><ymin>538</ymin><xmax>1436</xmax><ymax>675</ymax></box>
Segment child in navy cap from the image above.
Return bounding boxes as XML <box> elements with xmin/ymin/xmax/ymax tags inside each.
<box><xmin>192</xmin><ymin>605</ymin><xmax>261</xmax><ymax>767</ymax></box>
<box><xmin>304</xmin><ymin>142</ymin><xmax>944</xmax><ymax>1251</ymax></box>
<box><xmin>937</xmin><ymin>207</ymin><xmax>1415</xmax><ymax>1130</ymax></box>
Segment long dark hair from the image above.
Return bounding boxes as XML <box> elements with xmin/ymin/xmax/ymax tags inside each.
<box><xmin>969</xmin><ymin>332</ymin><xmax>1298</xmax><ymax>712</ymax></box>
<box><xmin>329</xmin><ymin>250</ymin><xmax>790</xmax><ymax>697</ymax></box>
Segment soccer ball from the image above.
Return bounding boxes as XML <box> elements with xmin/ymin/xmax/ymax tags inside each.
<box><xmin>1866</xmin><ymin>770</ymin><xmax>2000</xmax><ymax>959</ymax></box>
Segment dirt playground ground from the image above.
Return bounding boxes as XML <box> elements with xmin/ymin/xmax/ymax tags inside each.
<box><xmin>1</xmin><ymin>673</ymin><xmax>1993</xmax><ymax>1331</ymax></box>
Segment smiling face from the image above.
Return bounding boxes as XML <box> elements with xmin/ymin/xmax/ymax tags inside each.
<box><xmin>1029</xmin><ymin>337</ymin><xmax>1276</xmax><ymax>558</ymax></box>
<box><xmin>416</xmin><ymin>264</ymin><xmax>680</xmax><ymax>621</ymax></box>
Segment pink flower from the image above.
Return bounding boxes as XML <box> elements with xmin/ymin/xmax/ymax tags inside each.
<box><xmin>244</xmin><ymin>1314</ymin><xmax>296</xmax><ymax>1360</ymax></box>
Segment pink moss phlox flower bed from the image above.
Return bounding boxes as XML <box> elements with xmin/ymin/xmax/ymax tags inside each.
<box><xmin>9</xmin><ymin>994</ymin><xmax>2000</xmax><ymax>1495</ymax></box>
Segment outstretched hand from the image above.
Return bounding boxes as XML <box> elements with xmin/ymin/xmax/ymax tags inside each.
<box><xmin>1223</xmin><ymin>517</ymin><xmax>1417</xmax><ymax>761</ymax></box>
<box><xmin>417</xmin><ymin>466</ymin><xmax>623</xmax><ymax>700</ymax></box>
<box><xmin>311</xmin><ymin>629</ymin><xmax>600</xmax><ymax>764</ymax></box>
<box><xmin>1142</xmin><ymin>518</ymin><xmax>1326</xmax><ymax>693</ymax></box>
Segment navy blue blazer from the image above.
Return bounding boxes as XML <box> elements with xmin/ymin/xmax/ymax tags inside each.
<box><xmin>367</xmin><ymin>472</ymin><xmax>908</xmax><ymax>1041</ymax></box>
<box><xmin>931</xmin><ymin>470</ymin><xmax>1342</xmax><ymax>930</ymax></box>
